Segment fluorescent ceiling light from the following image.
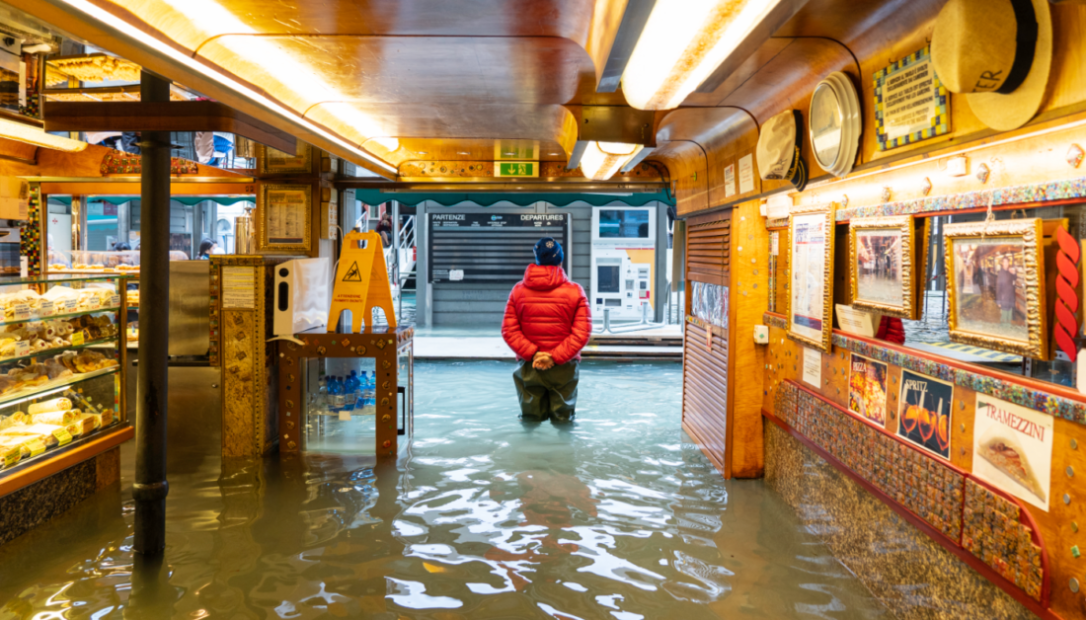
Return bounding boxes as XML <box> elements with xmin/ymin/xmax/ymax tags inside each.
<box><xmin>52</xmin><ymin>0</ymin><xmax>397</xmax><ymax>174</ymax></box>
<box><xmin>622</xmin><ymin>0</ymin><xmax>785</xmax><ymax>110</ymax></box>
<box><xmin>370</xmin><ymin>137</ymin><xmax>400</xmax><ymax>152</ymax></box>
<box><xmin>579</xmin><ymin>142</ymin><xmax>643</xmax><ymax>180</ymax></box>
<box><xmin>0</xmin><ymin>117</ymin><xmax>87</xmax><ymax>152</ymax></box>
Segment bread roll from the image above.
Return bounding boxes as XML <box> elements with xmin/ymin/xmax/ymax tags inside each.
<box><xmin>29</xmin><ymin>398</ymin><xmax>72</xmax><ymax>414</ymax></box>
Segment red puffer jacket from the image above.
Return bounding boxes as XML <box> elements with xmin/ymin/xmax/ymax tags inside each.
<box><xmin>502</xmin><ymin>264</ymin><xmax>591</xmax><ymax>365</ymax></box>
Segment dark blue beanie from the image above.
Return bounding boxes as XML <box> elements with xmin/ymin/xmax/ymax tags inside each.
<box><xmin>534</xmin><ymin>237</ymin><xmax>564</xmax><ymax>266</ymax></box>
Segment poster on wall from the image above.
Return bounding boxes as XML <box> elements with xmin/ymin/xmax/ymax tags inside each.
<box><xmin>788</xmin><ymin>205</ymin><xmax>835</xmax><ymax>352</ymax></box>
<box><xmin>724</xmin><ymin>164</ymin><xmax>736</xmax><ymax>198</ymax></box>
<box><xmin>691</xmin><ymin>282</ymin><xmax>728</xmax><ymax>330</ymax></box>
<box><xmin>897</xmin><ymin>370</ymin><xmax>953</xmax><ymax>459</ymax></box>
<box><xmin>848</xmin><ymin>353</ymin><xmax>888</xmax><ymax>426</ymax></box>
<box><xmin>973</xmin><ymin>394</ymin><xmax>1053</xmax><ymax>511</ymax></box>
<box><xmin>802</xmin><ymin>346</ymin><xmax>821</xmax><ymax>388</ymax></box>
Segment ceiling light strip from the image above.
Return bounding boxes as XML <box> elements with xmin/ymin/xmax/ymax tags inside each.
<box><xmin>50</xmin><ymin>0</ymin><xmax>397</xmax><ymax>174</ymax></box>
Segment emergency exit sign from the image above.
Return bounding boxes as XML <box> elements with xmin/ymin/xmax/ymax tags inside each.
<box><xmin>495</xmin><ymin>162</ymin><xmax>538</xmax><ymax>178</ymax></box>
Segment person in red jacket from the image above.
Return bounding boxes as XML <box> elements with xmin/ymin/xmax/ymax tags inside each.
<box><xmin>502</xmin><ymin>238</ymin><xmax>591</xmax><ymax>422</ymax></box>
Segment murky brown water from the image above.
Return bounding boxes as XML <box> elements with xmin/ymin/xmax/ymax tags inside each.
<box><xmin>0</xmin><ymin>361</ymin><xmax>887</xmax><ymax>619</ymax></box>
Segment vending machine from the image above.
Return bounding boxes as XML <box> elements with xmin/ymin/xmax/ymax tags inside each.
<box><xmin>590</xmin><ymin>207</ymin><xmax>656</xmax><ymax>320</ymax></box>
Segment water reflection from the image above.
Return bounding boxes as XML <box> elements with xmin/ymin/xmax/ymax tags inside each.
<box><xmin>0</xmin><ymin>361</ymin><xmax>884</xmax><ymax>619</ymax></box>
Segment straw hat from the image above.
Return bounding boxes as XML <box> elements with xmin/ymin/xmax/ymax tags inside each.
<box><xmin>930</xmin><ymin>0</ymin><xmax>1051</xmax><ymax>131</ymax></box>
<box><xmin>757</xmin><ymin>110</ymin><xmax>808</xmax><ymax>192</ymax></box>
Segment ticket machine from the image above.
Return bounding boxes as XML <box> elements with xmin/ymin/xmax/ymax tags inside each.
<box><xmin>590</xmin><ymin>207</ymin><xmax>656</xmax><ymax>320</ymax></box>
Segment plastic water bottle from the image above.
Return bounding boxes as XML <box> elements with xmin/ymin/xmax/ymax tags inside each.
<box><xmin>329</xmin><ymin>376</ymin><xmax>345</xmax><ymax>413</ymax></box>
<box><xmin>363</xmin><ymin>371</ymin><xmax>376</xmax><ymax>407</ymax></box>
<box><xmin>345</xmin><ymin>371</ymin><xmax>361</xmax><ymax>411</ymax></box>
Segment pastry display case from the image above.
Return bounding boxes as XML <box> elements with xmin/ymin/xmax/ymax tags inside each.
<box><xmin>0</xmin><ymin>274</ymin><xmax>131</xmax><ymax>479</ymax></box>
<box><xmin>50</xmin><ymin>251</ymin><xmax>141</xmax><ymax>346</ymax></box>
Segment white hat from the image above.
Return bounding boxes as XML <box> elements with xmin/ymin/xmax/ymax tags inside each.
<box><xmin>757</xmin><ymin>110</ymin><xmax>808</xmax><ymax>192</ymax></box>
<box><xmin>930</xmin><ymin>0</ymin><xmax>1052</xmax><ymax>131</ymax></box>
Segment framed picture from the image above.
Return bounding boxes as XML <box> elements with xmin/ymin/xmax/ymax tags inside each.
<box><xmin>257</xmin><ymin>183</ymin><xmax>312</xmax><ymax>253</ymax></box>
<box><xmin>945</xmin><ymin>218</ymin><xmax>1048</xmax><ymax>359</ymax></box>
<box><xmin>787</xmin><ymin>203</ymin><xmax>835</xmax><ymax>352</ymax></box>
<box><xmin>898</xmin><ymin>369</ymin><xmax>953</xmax><ymax>460</ymax></box>
<box><xmin>849</xmin><ymin>216</ymin><xmax>918</xmax><ymax>319</ymax></box>
<box><xmin>257</xmin><ymin>142</ymin><xmax>312</xmax><ymax>175</ymax></box>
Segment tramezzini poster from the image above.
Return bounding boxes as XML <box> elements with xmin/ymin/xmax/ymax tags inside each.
<box><xmin>973</xmin><ymin>394</ymin><xmax>1053</xmax><ymax>511</ymax></box>
<box><xmin>897</xmin><ymin>370</ymin><xmax>953</xmax><ymax>459</ymax></box>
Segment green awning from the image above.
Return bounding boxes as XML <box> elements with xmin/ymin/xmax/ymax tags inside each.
<box><xmin>352</xmin><ymin>189</ymin><xmax>674</xmax><ymax>207</ymax></box>
<box><xmin>48</xmin><ymin>196</ymin><xmax>255</xmax><ymax>207</ymax></box>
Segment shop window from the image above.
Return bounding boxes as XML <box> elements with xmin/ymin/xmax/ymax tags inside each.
<box><xmin>905</xmin><ymin>204</ymin><xmax>1086</xmax><ymax>388</ymax></box>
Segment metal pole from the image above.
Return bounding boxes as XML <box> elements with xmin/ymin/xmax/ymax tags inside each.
<box><xmin>133</xmin><ymin>71</ymin><xmax>171</xmax><ymax>555</ymax></box>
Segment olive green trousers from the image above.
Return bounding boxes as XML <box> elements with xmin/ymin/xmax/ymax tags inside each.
<box><xmin>513</xmin><ymin>360</ymin><xmax>579</xmax><ymax>422</ymax></box>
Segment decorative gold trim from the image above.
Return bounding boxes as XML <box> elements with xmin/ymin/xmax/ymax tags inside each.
<box><xmin>848</xmin><ymin>216</ymin><xmax>918</xmax><ymax>320</ymax></box>
<box><xmin>787</xmin><ymin>203</ymin><xmax>836</xmax><ymax>353</ymax></box>
<box><xmin>944</xmin><ymin>218</ymin><xmax>1048</xmax><ymax>360</ymax></box>
<box><xmin>257</xmin><ymin>184</ymin><xmax>312</xmax><ymax>253</ymax></box>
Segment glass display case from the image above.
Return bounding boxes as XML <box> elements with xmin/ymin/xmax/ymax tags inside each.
<box><xmin>50</xmin><ymin>251</ymin><xmax>141</xmax><ymax>346</ymax></box>
<box><xmin>0</xmin><ymin>274</ymin><xmax>130</xmax><ymax>473</ymax></box>
<box><xmin>277</xmin><ymin>328</ymin><xmax>414</xmax><ymax>457</ymax></box>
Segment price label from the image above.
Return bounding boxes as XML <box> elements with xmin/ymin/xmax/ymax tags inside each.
<box><xmin>88</xmin><ymin>297</ymin><xmax>101</xmax><ymax>310</ymax></box>
<box><xmin>71</xmin><ymin>331</ymin><xmax>85</xmax><ymax>346</ymax></box>
<box><xmin>26</xmin><ymin>439</ymin><xmax>46</xmax><ymax>456</ymax></box>
<box><xmin>338</xmin><ymin>411</ymin><xmax>352</xmax><ymax>422</ymax></box>
<box><xmin>2</xmin><ymin>448</ymin><xmax>19</xmax><ymax>468</ymax></box>
<box><xmin>13</xmin><ymin>304</ymin><xmax>30</xmax><ymax>320</ymax></box>
<box><xmin>64</xmin><ymin>299</ymin><xmax>78</xmax><ymax>312</ymax></box>
<box><xmin>109</xmin><ymin>295</ymin><xmax>121</xmax><ymax>308</ymax></box>
<box><xmin>14</xmin><ymin>341</ymin><xmax>29</xmax><ymax>357</ymax></box>
<box><xmin>52</xmin><ymin>427</ymin><xmax>73</xmax><ymax>446</ymax></box>
<box><xmin>39</xmin><ymin>301</ymin><xmax>55</xmax><ymax>317</ymax></box>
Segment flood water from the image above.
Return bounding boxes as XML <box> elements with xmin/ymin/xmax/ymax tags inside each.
<box><xmin>0</xmin><ymin>361</ymin><xmax>887</xmax><ymax>619</ymax></box>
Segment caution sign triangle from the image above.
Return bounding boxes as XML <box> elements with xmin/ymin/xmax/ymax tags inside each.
<box><xmin>327</xmin><ymin>231</ymin><xmax>397</xmax><ymax>332</ymax></box>
<box><xmin>342</xmin><ymin>261</ymin><xmax>363</xmax><ymax>282</ymax></box>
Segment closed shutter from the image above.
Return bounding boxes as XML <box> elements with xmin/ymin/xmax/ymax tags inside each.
<box><xmin>683</xmin><ymin>319</ymin><xmax>728</xmax><ymax>475</ymax></box>
<box><xmin>686</xmin><ymin>215</ymin><xmax>731</xmax><ymax>286</ymax></box>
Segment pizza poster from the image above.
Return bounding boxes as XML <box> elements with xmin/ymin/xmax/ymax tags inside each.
<box><xmin>848</xmin><ymin>353</ymin><xmax>887</xmax><ymax>426</ymax></box>
<box><xmin>897</xmin><ymin>370</ymin><xmax>952</xmax><ymax>459</ymax></box>
<box><xmin>973</xmin><ymin>394</ymin><xmax>1053</xmax><ymax>511</ymax></box>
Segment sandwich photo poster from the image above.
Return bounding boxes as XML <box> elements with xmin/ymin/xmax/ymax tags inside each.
<box><xmin>973</xmin><ymin>394</ymin><xmax>1053</xmax><ymax>511</ymax></box>
<box><xmin>897</xmin><ymin>370</ymin><xmax>952</xmax><ymax>459</ymax></box>
<box><xmin>848</xmin><ymin>353</ymin><xmax>888</xmax><ymax>426</ymax></box>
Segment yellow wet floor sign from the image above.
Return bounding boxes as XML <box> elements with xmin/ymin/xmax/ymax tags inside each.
<box><xmin>327</xmin><ymin>231</ymin><xmax>397</xmax><ymax>331</ymax></box>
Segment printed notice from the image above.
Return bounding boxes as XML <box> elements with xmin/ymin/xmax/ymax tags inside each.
<box><xmin>266</xmin><ymin>188</ymin><xmax>308</xmax><ymax>245</ymax></box>
<box><xmin>802</xmin><ymin>346</ymin><xmax>822</xmax><ymax>388</ymax></box>
<box><xmin>973</xmin><ymin>394</ymin><xmax>1053</xmax><ymax>511</ymax></box>
<box><xmin>790</xmin><ymin>213</ymin><xmax>828</xmax><ymax>343</ymax></box>
<box><xmin>881</xmin><ymin>56</ymin><xmax>937</xmax><ymax>142</ymax></box>
<box><xmin>738</xmin><ymin>154</ymin><xmax>755</xmax><ymax>194</ymax></box>
<box><xmin>835</xmin><ymin>304</ymin><xmax>879</xmax><ymax>337</ymax></box>
<box><xmin>222</xmin><ymin>266</ymin><xmax>257</xmax><ymax>309</ymax></box>
<box><xmin>770</xmin><ymin>231</ymin><xmax>779</xmax><ymax>257</ymax></box>
<box><xmin>724</xmin><ymin>164</ymin><xmax>737</xmax><ymax>198</ymax></box>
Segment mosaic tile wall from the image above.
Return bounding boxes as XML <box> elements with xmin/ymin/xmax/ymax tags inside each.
<box><xmin>964</xmin><ymin>479</ymin><xmax>1045</xmax><ymax>602</ymax></box>
<box><xmin>775</xmin><ymin>381</ymin><xmax>964</xmax><ymax>540</ymax></box>
<box><xmin>766</xmin><ymin>422</ymin><xmax>1036</xmax><ymax>620</ymax></box>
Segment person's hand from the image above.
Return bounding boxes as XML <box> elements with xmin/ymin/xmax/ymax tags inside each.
<box><xmin>532</xmin><ymin>351</ymin><xmax>554</xmax><ymax>370</ymax></box>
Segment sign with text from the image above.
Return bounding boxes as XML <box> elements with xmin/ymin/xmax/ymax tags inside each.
<box><xmin>495</xmin><ymin>162</ymin><xmax>539</xmax><ymax>178</ymax></box>
<box><xmin>874</xmin><ymin>46</ymin><xmax>950</xmax><ymax>150</ymax></box>
<box><xmin>428</xmin><ymin>212</ymin><xmax>569</xmax><ymax>283</ymax></box>
<box><xmin>973</xmin><ymin>394</ymin><xmax>1053</xmax><ymax>511</ymax></box>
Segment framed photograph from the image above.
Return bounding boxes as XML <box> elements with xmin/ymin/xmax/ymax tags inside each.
<box><xmin>848</xmin><ymin>353</ymin><xmax>888</xmax><ymax>427</ymax></box>
<box><xmin>257</xmin><ymin>183</ymin><xmax>312</xmax><ymax>253</ymax></box>
<box><xmin>257</xmin><ymin>142</ymin><xmax>312</xmax><ymax>175</ymax></box>
<box><xmin>849</xmin><ymin>216</ymin><xmax>918</xmax><ymax>319</ymax></box>
<box><xmin>945</xmin><ymin>218</ymin><xmax>1048</xmax><ymax>359</ymax></box>
<box><xmin>898</xmin><ymin>369</ymin><xmax>953</xmax><ymax>460</ymax></box>
<box><xmin>787</xmin><ymin>203</ymin><xmax>835</xmax><ymax>352</ymax></box>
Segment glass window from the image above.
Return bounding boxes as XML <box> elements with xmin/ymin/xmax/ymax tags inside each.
<box><xmin>599</xmin><ymin>210</ymin><xmax>650</xmax><ymax>238</ymax></box>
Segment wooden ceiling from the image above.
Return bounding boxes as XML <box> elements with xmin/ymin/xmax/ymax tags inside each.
<box><xmin>6</xmin><ymin>0</ymin><xmax>958</xmax><ymax>182</ymax></box>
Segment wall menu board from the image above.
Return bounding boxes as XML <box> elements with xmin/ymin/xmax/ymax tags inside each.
<box><xmin>428</xmin><ymin>212</ymin><xmax>570</xmax><ymax>283</ymax></box>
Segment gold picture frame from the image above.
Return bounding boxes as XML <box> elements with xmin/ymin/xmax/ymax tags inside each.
<box><xmin>944</xmin><ymin>218</ymin><xmax>1048</xmax><ymax>360</ymax></box>
<box><xmin>257</xmin><ymin>142</ymin><xmax>312</xmax><ymax>175</ymax></box>
<box><xmin>257</xmin><ymin>183</ymin><xmax>312</xmax><ymax>253</ymax></box>
<box><xmin>787</xmin><ymin>203</ymin><xmax>836</xmax><ymax>353</ymax></box>
<box><xmin>849</xmin><ymin>216</ymin><xmax>918</xmax><ymax>320</ymax></box>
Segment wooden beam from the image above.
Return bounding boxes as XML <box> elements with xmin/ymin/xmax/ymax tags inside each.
<box><xmin>42</xmin><ymin>100</ymin><xmax>296</xmax><ymax>153</ymax></box>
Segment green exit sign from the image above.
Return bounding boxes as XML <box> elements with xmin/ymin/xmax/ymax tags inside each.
<box><xmin>495</xmin><ymin>162</ymin><xmax>539</xmax><ymax>178</ymax></box>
